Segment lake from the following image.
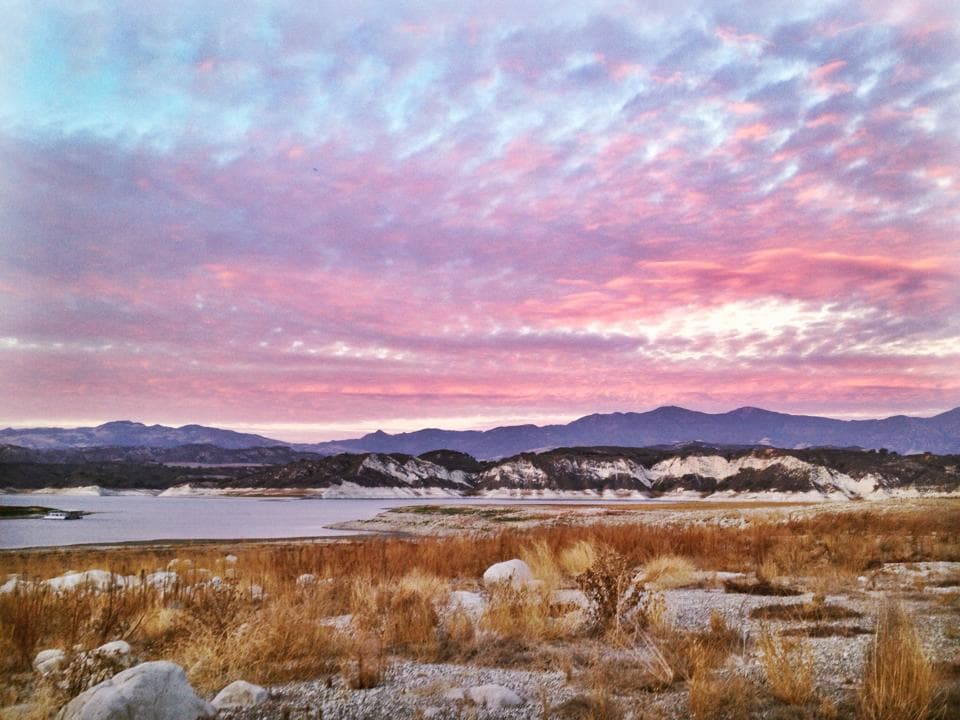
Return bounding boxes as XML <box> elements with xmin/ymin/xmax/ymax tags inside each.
<box><xmin>0</xmin><ymin>494</ymin><xmax>627</xmax><ymax>549</ymax></box>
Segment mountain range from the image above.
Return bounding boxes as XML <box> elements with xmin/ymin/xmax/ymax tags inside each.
<box><xmin>2</xmin><ymin>405</ymin><xmax>959</xmax><ymax>457</ymax></box>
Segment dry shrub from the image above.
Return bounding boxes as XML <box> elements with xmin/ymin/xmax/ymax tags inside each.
<box><xmin>575</xmin><ymin>548</ymin><xmax>655</xmax><ymax>638</ymax></box>
<box><xmin>688</xmin><ymin>671</ymin><xmax>753</xmax><ymax>720</ymax></box>
<box><xmin>858</xmin><ymin>602</ymin><xmax>937</xmax><ymax>720</ymax></box>
<box><xmin>640</xmin><ymin>554</ymin><xmax>698</xmax><ymax>589</ymax></box>
<box><xmin>758</xmin><ymin>628</ymin><xmax>815</xmax><ymax>705</ymax></box>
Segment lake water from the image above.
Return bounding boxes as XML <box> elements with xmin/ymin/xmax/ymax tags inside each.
<box><xmin>0</xmin><ymin>494</ymin><xmax>619</xmax><ymax>549</ymax></box>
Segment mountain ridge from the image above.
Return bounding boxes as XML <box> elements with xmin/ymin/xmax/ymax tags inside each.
<box><xmin>2</xmin><ymin>405</ymin><xmax>959</xmax><ymax>457</ymax></box>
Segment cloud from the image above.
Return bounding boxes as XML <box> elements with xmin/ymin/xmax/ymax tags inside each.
<box><xmin>1</xmin><ymin>0</ymin><xmax>958</xmax><ymax>431</ymax></box>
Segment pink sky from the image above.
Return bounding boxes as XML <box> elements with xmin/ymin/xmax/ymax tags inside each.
<box><xmin>1</xmin><ymin>1</ymin><xmax>958</xmax><ymax>441</ymax></box>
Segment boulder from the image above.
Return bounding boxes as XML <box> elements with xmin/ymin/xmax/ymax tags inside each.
<box><xmin>33</xmin><ymin>648</ymin><xmax>65</xmax><ymax>676</ymax></box>
<box><xmin>211</xmin><ymin>680</ymin><xmax>269</xmax><ymax>710</ymax></box>
<box><xmin>295</xmin><ymin>573</ymin><xmax>317</xmax><ymax>586</ymax></box>
<box><xmin>57</xmin><ymin>661</ymin><xmax>214</xmax><ymax>720</ymax></box>
<box><xmin>482</xmin><ymin>559</ymin><xmax>534</xmax><ymax>589</ymax></box>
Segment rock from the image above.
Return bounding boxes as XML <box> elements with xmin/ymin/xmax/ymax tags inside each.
<box><xmin>296</xmin><ymin>573</ymin><xmax>317</xmax><ymax>586</ymax></box>
<box><xmin>442</xmin><ymin>688</ymin><xmax>465</xmax><ymax>702</ymax></box>
<box><xmin>33</xmin><ymin>648</ymin><xmax>65</xmax><ymax>676</ymax></box>
<box><xmin>250</xmin><ymin>584</ymin><xmax>265</xmax><ymax>601</ymax></box>
<box><xmin>551</xmin><ymin>589</ymin><xmax>589</xmax><ymax>611</ymax></box>
<box><xmin>44</xmin><ymin>570</ymin><xmax>130</xmax><ymax>592</ymax></box>
<box><xmin>224</xmin><ymin>554</ymin><xmax>238</xmax><ymax>564</ymax></box>
<box><xmin>482</xmin><ymin>559</ymin><xmax>534</xmax><ymax>589</ymax></box>
<box><xmin>466</xmin><ymin>684</ymin><xmax>522</xmax><ymax>710</ymax></box>
<box><xmin>61</xmin><ymin>639</ymin><xmax>137</xmax><ymax>691</ymax></box>
<box><xmin>57</xmin><ymin>661</ymin><xmax>214</xmax><ymax>720</ymax></box>
<box><xmin>94</xmin><ymin>640</ymin><xmax>130</xmax><ymax>657</ymax></box>
<box><xmin>447</xmin><ymin>590</ymin><xmax>487</xmax><ymax>620</ymax></box>
<box><xmin>211</xmin><ymin>680</ymin><xmax>269</xmax><ymax>710</ymax></box>
<box><xmin>144</xmin><ymin>571</ymin><xmax>178</xmax><ymax>589</ymax></box>
<box><xmin>1</xmin><ymin>574</ymin><xmax>22</xmax><ymax>594</ymax></box>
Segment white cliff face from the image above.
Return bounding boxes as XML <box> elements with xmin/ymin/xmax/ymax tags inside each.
<box><xmin>647</xmin><ymin>454</ymin><xmax>883</xmax><ymax>498</ymax></box>
<box><xmin>360</xmin><ymin>454</ymin><xmax>471</xmax><ymax>486</ymax></box>
<box><xmin>478</xmin><ymin>459</ymin><xmax>549</xmax><ymax>487</ymax></box>
<box><xmin>553</xmin><ymin>457</ymin><xmax>655</xmax><ymax>487</ymax></box>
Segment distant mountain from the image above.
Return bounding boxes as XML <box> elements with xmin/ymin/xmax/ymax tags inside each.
<box><xmin>0</xmin><ymin>421</ymin><xmax>283</xmax><ymax>450</ymax></box>
<box><xmin>4</xmin><ymin>407</ymin><xmax>959</xmax><ymax>457</ymax></box>
<box><xmin>301</xmin><ymin>406</ymin><xmax>960</xmax><ymax>458</ymax></box>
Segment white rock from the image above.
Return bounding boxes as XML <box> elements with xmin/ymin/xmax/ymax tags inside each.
<box><xmin>144</xmin><ymin>571</ymin><xmax>178</xmax><ymax>589</ymax></box>
<box><xmin>466</xmin><ymin>684</ymin><xmax>522</xmax><ymax>710</ymax></box>
<box><xmin>250</xmin><ymin>584</ymin><xmax>264</xmax><ymax>601</ymax></box>
<box><xmin>56</xmin><ymin>661</ymin><xmax>214</xmax><ymax>720</ymax></box>
<box><xmin>442</xmin><ymin>688</ymin><xmax>465</xmax><ymax>702</ymax></box>
<box><xmin>211</xmin><ymin>680</ymin><xmax>269</xmax><ymax>710</ymax></box>
<box><xmin>447</xmin><ymin>591</ymin><xmax>487</xmax><ymax>620</ymax></box>
<box><xmin>482</xmin><ymin>559</ymin><xmax>534</xmax><ymax>589</ymax></box>
<box><xmin>1</xmin><ymin>575</ymin><xmax>22</xmax><ymax>594</ymax></box>
<box><xmin>319</xmin><ymin>614</ymin><xmax>353</xmax><ymax>632</ymax></box>
<box><xmin>44</xmin><ymin>570</ymin><xmax>122</xmax><ymax>592</ymax></box>
<box><xmin>296</xmin><ymin>573</ymin><xmax>317</xmax><ymax>586</ymax></box>
<box><xmin>224</xmin><ymin>554</ymin><xmax>238</xmax><ymax>564</ymax></box>
<box><xmin>33</xmin><ymin>648</ymin><xmax>65</xmax><ymax>676</ymax></box>
<box><xmin>93</xmin><ymin>640</ymin><xmax>130</xmax><ymax>657</ymax></box>
<box><xmin>551</xmin><ymin>589</ymin><xmax>589</xmax><ymax>611</ymax></box>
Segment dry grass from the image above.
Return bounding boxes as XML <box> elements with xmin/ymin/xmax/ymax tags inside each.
<box><xmin>639</xmin><ymin>554</ymin><xmax>698</xmax><ymax>590</ymax></box>
<box><xmin>558</xmin><ymin>540</ymin><xmax>599</xmax><ymax>578</ymax></box>
<box><xmin>858</xmin><ymin>602</ymin><xmax>937</xmax><ymax>720</ymax></box>
<box><xmin>1</xmin><ymin>501</ymin><xmax>958</xmax><ymax>714</ymax></box>
<box><xmin>480</xmin><ymin>584</ymin><xmax>556</xmax><ymax>642</ymax></box>
<box><xmin>758</xmin><ymin>628</ymin><xmax>816</xmax><ymax>705</ymax></box>
<box><xmin>688</xmin><ymin>670</ymin><xmax>753</xmax><ymax>720</ymax></box>
<box><xmin>520</xmin><ymin>538</ymin><xmax>565</xmax><ymax>592</ymax></box>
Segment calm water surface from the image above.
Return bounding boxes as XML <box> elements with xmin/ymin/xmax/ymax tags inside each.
<box><xmin>0</xmin><ymin>495</ymin><xmax>505</xmax><ymax>549</ymax></box>
<box><xmin>0</xmin><ymin>494</ymin><xmax>636</xmax><ymax>549</ymax></box>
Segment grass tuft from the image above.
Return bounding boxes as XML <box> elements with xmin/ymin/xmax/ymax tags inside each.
<box><xmin>858</xmin><ymin>602</ymin><xmax>937</xmax><ymax>720</ymax></box>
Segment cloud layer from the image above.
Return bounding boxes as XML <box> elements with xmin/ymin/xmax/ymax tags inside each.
<box><xmin>2</xmin><ymin>1</ymin><xmax>958</xmax><ymax>438</ymax></box>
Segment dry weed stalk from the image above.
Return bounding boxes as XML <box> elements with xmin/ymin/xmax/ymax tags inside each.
<box><xmin>758</xmin><ymin>628</ymin><xmax>815</xmax><ymax>705</ymax></box>
<box><xmin>858</xmin><ymin>602</ymin><xmax>937</xmax><ymax>720</ymax></box>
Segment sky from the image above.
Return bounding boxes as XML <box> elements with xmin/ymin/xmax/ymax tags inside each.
<box><xmin>1</xmin><ymin>1</ymin><xmax>958</xmax><ymax>441</ymax></box>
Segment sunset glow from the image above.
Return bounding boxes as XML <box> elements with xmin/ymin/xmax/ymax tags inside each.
<box><xmin>1</xmin><ymin>1</ymin><xmax>958</xmax><ymax>440</ymax></box>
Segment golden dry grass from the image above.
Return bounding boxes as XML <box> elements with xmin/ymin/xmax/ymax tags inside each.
<box><xmin>858</xmin><ymin>602</ymin><xmax>937</xmax><ymax>720</ymax></box>
<box><xmin>0</xmin><ymin>500</ymin><xmax>957</xmax><ymax>715</ymax></box>
<box><xmin>639</xmin><ymin>554</ymin><xmax>697</xmax><ymax>589</ymax></box>
<box><xmin>758</xmin><ymin>628</ymin><xmax>816</xmax><ymax>705</ymax></box>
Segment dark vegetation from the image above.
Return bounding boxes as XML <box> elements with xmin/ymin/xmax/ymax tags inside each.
<box><xmin>1</xmin><ymin>442</ymin><xmax>958</xmax><ymax>496</ymax></box>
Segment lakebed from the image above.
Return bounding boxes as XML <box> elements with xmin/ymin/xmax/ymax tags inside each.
<box><xmin>2</xmin><ymin>498</ymin><xmax>958</xmax><ymax>719</ymax></box>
